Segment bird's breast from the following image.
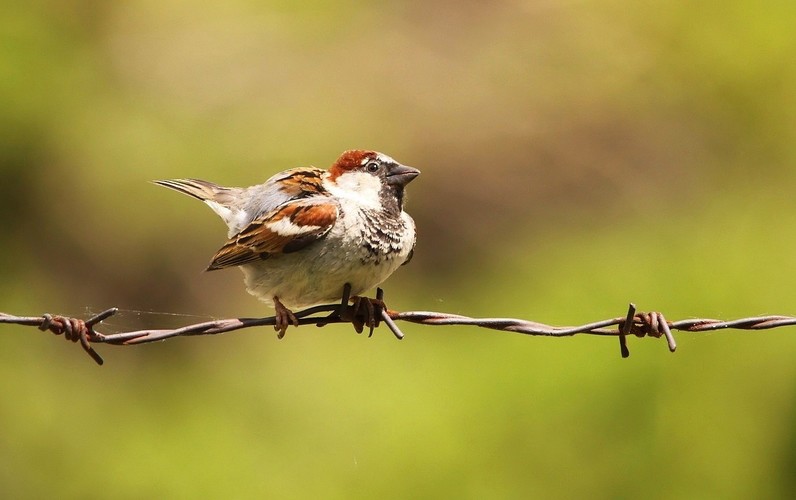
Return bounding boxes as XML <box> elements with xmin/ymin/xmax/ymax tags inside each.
<box><xmin>336</xmin><ymin>207</ymin><xmax>415</xmax><ymax>265</ymax></box>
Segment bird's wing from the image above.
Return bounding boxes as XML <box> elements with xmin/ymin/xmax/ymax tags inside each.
<box><xmin>206</xmin><ymin>198</ymin><xmax>339</xmax><ymax>270</ymax></box>
<box><xmin>242</xmin><ymin>168</ymin><xmax>327</xmax><ymax>217</ymax></box>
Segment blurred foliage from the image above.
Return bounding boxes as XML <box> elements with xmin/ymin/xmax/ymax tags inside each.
<box><xmin>2</xmin><ymin>0</ymin><xmax>796</xmax><ymax>498</ymax></box>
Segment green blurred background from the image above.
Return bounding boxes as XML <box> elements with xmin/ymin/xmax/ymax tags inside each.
<box><xmin>2</xmin><ymin>1</ymin><xmax>796</xmax><ymax>498</ymax></box>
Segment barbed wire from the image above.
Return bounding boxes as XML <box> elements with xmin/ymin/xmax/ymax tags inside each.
<box><xmin>3</xmin><ymin>286</ymin><xmax>796</xmax><ymax>365</ymax></box>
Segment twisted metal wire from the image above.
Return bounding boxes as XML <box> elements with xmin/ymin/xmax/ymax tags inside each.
<box><xmin>3</xmin><ymin>295</ymin><xmax>796</xmax><ymax>365</ymax></box>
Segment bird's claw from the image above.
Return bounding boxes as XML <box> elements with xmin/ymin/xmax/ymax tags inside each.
<box><xmin>348</xmin><ymin>295</ymin><xmax>385</xmax><ymax>337</ymax></box>
<box><xmin>317</xmin><ymin>284</ymin><xmax>387</xmax><ymax>336</ymax></box>
<box><xmin>273</xmin><ymin>297</ymin><xmax>299</xmax><ymax>339</ymax></box>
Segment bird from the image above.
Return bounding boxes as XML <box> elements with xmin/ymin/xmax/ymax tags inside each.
<box><xmin>154</xmin><ymin>150</ymin><xmax>419</xmax><ymax>338</ymax></box>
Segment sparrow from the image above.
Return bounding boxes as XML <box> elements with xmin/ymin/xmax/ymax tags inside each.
<box><xmin>154</xmin><ymin>150</ymin><xmax>419</xmax><ymax>338</ymax></box>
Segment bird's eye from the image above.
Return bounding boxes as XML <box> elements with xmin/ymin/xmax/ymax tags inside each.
<box><xmin>365</xmin><ymin>161</ymin><xmax>380</xmax><ymax>173</ymax></box>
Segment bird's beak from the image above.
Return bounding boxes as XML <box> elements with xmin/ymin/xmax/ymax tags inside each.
<box><xmin>386</xmin><ymin>163</ymin><xmax>420</xmax><ymax>187</ymax></box>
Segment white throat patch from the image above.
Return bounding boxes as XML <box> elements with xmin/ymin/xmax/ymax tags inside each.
<box><xmin>325</xmin><ymin>171</ymin><xmax>382</xmax><ymax>208</ymax></box>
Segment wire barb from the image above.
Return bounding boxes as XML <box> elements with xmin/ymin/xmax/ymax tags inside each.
<box><xmin>30</xmin><ymin>308</ymin><xmax>119</xmax><ymax>365</ymax></box>
<box><xmin>3</xmin><ymin>297</ymin><xmax>795</xmax><ymax>365</ymax></box>
<box><xmin>619</xmin><ymin>303</ymin><xmax>635</xmax><ymax>358</ymax></box>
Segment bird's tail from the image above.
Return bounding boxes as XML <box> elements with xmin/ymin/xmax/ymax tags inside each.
<box><xmin>153</xmin><ymin>178</ymin><xmax>245</xmax><ymax>232</ymax></box>
<box><xmin>152</xmin><ymin>178</ymin><xmax>229</xmax><ymax>202</ymax></box>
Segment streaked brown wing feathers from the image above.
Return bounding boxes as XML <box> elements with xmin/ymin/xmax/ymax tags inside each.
<box><xmin>206</xmin><ymin>200</ymin><xmax>338</xmax><ymax>271</ymax></box>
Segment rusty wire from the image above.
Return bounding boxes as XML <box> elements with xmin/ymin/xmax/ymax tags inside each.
<box><xmin>3</xmin><ymin>289</ymin><xmax>796</xmax><ymax>365</ymax></box>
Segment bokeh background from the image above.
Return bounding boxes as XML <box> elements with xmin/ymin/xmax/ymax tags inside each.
<box><xmin>2</xmin><ymin>1</ymin><xmax>796</xmax><ymax>498</ymax></box>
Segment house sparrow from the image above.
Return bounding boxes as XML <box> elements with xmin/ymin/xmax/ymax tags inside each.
<box><xmin>155</xmin><ymin>150</ymin><xmax>419</xmax><ymax>338</ymax></box>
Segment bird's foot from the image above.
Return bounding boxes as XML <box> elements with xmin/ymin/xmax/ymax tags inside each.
<box><xmin>348</xmin><ymin>295</ymin><xmax>386</xmax><ymax>337</ymax></box>
<box><xmin>316</xmin><ymin>284</ymin><xmax>386</xmax><ymax>337</ymax></box>
<box><xmin>273</xmin><ymin>296</ymin><xmax>298</xmax><ymax>339</ymax></box>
